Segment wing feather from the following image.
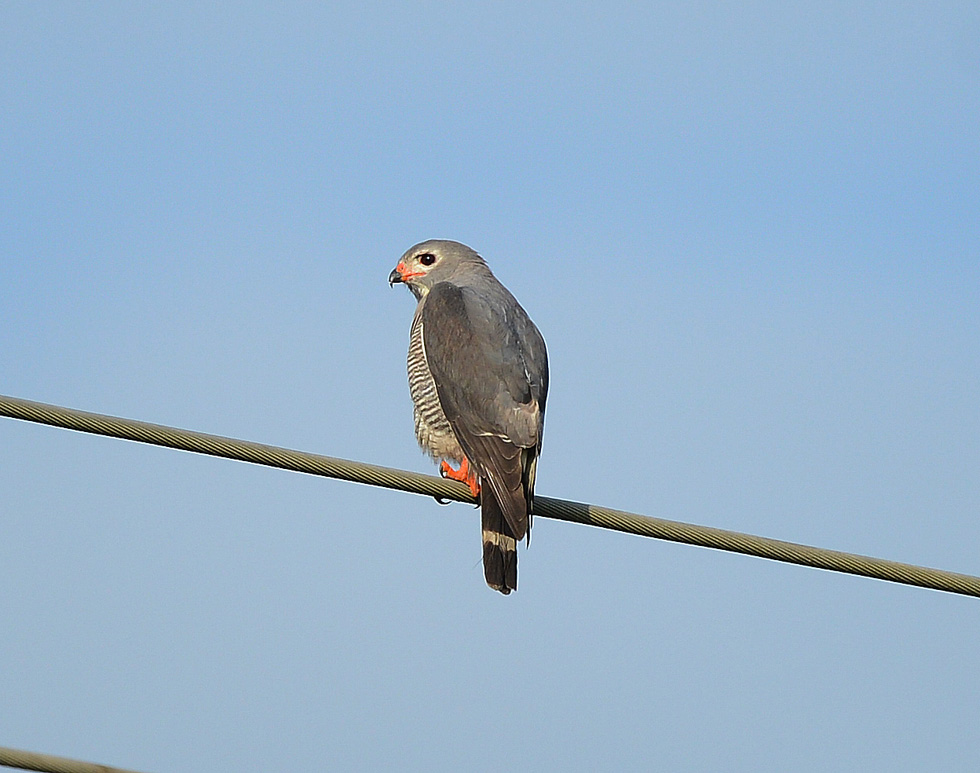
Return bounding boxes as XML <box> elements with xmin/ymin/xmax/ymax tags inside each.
<box><xmin>421</xmin><ymin>281</ymin><xmax>547</xmax><ymax>540</ymax></box>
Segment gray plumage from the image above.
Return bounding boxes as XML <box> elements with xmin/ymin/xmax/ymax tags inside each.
<box><xmin>389</xmin><ymin>239</ymin><xmax>548</xmax><ymax>594</ymax></box>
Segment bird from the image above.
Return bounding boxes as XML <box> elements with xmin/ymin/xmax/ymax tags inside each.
<box><xmin>389</xmin><ymin>239</ymin><xmax>549</xmax><ymax>594</ymax></box>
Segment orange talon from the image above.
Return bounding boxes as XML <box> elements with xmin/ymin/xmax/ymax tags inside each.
<box><xmin>440</xmin><ymin>457</ymin><xmax>481</xmax><ymax>498</ymax></box>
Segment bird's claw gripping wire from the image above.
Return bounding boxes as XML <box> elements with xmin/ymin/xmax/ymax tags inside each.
<box><xmin>440</xmin><ymin>457</ymin><xmax>481</xmax><ymax>498</ymax></box>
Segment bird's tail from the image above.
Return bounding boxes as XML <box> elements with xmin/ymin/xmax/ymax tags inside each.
<box><xmin>481</xmin><ymin>492</ymin><xmax>518</xmax><ymax>594</ymax></box>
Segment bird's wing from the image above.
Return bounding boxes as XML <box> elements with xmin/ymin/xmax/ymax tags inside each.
<box><xmin>421</xmin><ymin>281</ymin><xmax>545</xmax><ymax>539</ymax></box>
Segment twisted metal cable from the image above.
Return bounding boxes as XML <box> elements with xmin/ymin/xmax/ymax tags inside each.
<box><xmin>0</xmin><ymin>744</ymin><xmax>147</xmax><ymax>773</ymax></box>
<box><xmin>3</xmin><ymin>393</ymin><xmax>979</xmax><ymax>598</ymax></box>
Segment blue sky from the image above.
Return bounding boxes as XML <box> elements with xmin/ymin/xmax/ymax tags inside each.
<box><xmin>2</xmin><ymin>3</ymin><xmax>978</xmax><ymax>771</ymax></box>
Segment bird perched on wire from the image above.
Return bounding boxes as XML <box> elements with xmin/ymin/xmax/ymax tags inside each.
<box><xmin>389</xmin><ymin>240</ymin><xmax>549</xmax><ymax>594</ymax></box>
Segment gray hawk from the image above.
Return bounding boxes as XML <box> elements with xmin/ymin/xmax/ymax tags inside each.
<box><xmin>389</xmin><ymin>239</ymin><xmax>549</xmax><ymax>594</ymax></box>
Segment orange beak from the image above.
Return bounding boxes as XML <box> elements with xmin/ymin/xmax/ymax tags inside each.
<box><xmin>388</xmin><ymin>261</ymin><xmax>425</xmax><ymax>286</ymax></box>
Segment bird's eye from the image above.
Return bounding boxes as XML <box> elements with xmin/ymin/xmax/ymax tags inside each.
<box><xmin>419</xmin><ymin>253</ymin><xmax>436</xmax><ymax>266</ymax></box>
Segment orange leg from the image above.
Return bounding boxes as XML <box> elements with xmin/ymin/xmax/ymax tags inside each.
<box><xmin>440</xmin><ymin>457</ymin><xmax>481</xmax><ymax>498</ymax></box>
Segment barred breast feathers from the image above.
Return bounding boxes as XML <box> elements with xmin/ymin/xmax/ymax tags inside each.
<box><xmin>408</xmin><ymin>302</ymin><xmax>464</xmax><ymax>462</ymax></box>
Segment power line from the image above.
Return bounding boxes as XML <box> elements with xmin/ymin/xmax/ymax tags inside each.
<box><xmin>0</xmin><ymin>744</ymin><xmax>147</xmax><ymax>773</ymax></box>
<box><xmin>2</xmin><ymin>393</ymin><xmax>979</xmax><ymax>598</ymax></box>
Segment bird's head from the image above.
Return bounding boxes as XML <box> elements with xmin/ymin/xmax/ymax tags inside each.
<box><xmin>389</xmin><ymin>239</ymin><xmax>487</xmax><ymax>299</ymax></box>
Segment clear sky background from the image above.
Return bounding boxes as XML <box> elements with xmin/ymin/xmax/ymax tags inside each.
<box><xmin>2</xmin><ymin>3</ymin><xmax>978</xmax><ymax>771</ymax></box>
